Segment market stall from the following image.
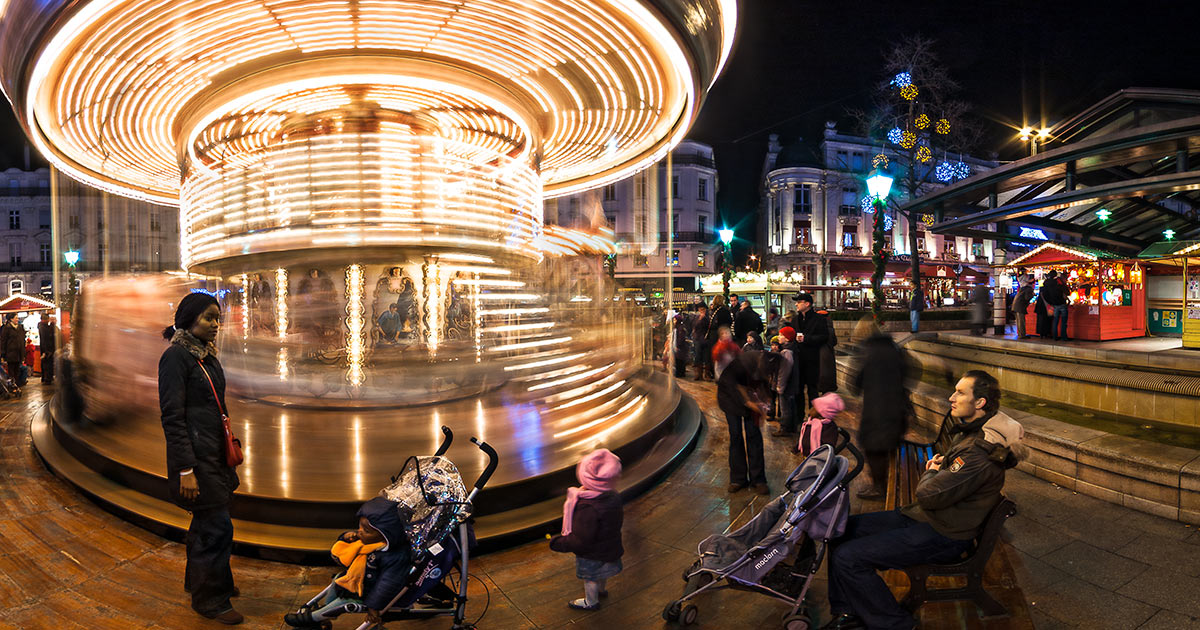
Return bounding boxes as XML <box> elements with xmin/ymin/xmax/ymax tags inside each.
<box><xmin>1005</xmin><ymin>242</ymin><xmax>1145</xmax><ymax>341</ymax></box>
<box><xmin>1137</xmin><ymin>240</ymin><xmax>1200</xmax><ymax>348</ymax></box>
<box><xmin>0</xmin><ymin>293</ymin><xmax>61</xmax><ymax>375</ymax></box>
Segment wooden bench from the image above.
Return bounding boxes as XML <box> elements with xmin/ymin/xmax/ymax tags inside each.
<box><xmin>883</xmin><ymin>416</ymin><xmax>1018</xmax><ymax>618</ymax></box>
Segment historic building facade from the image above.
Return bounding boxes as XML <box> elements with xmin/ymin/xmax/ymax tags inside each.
<box><xmin>759</xmin><ymin>122</ymin><xmax>998</xmax><ymax>289</ymax></box>
<box><xmin>1</xmin><ymin>167</ymin><xmax>179</xmax><ymax>296</ymax></box>
<box><xmin>545</xmin><ymin>139</ymin><xmax>720</xmax><ymax>295</ymax></box>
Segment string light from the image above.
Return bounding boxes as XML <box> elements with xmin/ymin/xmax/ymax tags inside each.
<box><xmin>901</xmin><ymin>84</ymin><xmax>919</xmax><ymax>101</ymax></box>
<box><xmin>861</xmin><ymin>196</ymin><xmax>876</xmax><ymax>213</ymax></box>
<box><xmin>936</xmin><ymin>118</ymin><xmax>951</xmax><ymax>134</ymax></box>
<box><xmin>887</xmin><ymin>127</ymin><xmax>903</xmax><ymax>145</ymax></box>
<box><xmin>921</xmin><ymin>213</ymin><xmax>936</xmax><ymax>227</ymax></box>
<box><xmin>883</xmin><ymin>214</ymin><xmax>894</xmax><ymax>231</ymax></box>
<box><xmin>935</xmin><ymin>161</ymin><xmax>954</xmax><ymax>182</ymax></box>
<box><xmin>891</xmin><ymin>72</ymin><xmax>912</xmax><ymax>88</ymax></box>
<box><xmin>951</xmin><ymin>161</ymin><xmax>971</xmax><ymax>180</ymax></box>
<box><xmin>900</xmin><ymin>130</ymin><xmax>917</xmax><ymax>149</ymax></box>
<box><xmin>872</xmin><ymin>153</ymin><xmax>889</xmax><ymax>169</ymax></box>
<box><xmin>239</xmin><ymin>273</ymin><xmax>249</xmax><ymax>341</ymax></box>
<box><xmin>345</xmin><ymin>264</ymin><xmax>365</xmax><ymax>387</ymax></box>
<box><xmin>916</xmin><ymin>146</ymin><xmax>932</xmax><ymax>162</ymax></box>
<box><xmin>274</xmin><ymin>267</ymin><xmax>288</xmax><ymax>340</ymax></box>
<box><xmin>915</xmin><ymin>114</ymin><xmax>930</xmax><ymax>129</ymax></box>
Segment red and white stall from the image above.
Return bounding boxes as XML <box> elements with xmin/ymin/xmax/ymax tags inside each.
<box><xmin>1005</xmin><ymin>242</ymin><xmax>1146</xmax><ymax>341</ymax></box>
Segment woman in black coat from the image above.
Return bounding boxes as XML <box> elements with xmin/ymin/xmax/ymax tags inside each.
<box><xmin>158</xmin><ymin>292</ymin><xmax>243</xmax><ymax>625</ymax></box>
<box><xmin>851</xmin><ymin>329</ymin><xmax>910</xmax><ymax>499</ymax></box>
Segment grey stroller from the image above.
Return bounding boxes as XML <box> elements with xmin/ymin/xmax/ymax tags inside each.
<box><xmin>663</xmin><ymin>429</ymin><xmax>863</xmax><ymax>630</ymax></box>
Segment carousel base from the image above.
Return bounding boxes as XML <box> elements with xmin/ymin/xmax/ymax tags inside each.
<box><xmin>33</xmin><ymin>368</ymin><xmax>699</xmax><ymax>560</ymax></box>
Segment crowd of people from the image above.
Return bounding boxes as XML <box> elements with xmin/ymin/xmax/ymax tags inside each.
<box><xmin>0</xmin><ymin>312</ymin><xmax>58</xmax><ymax>397</ymax></box>
<box><xmin>1009</xmin><ymin>266</ymin><xmax>1071</xmax><ymax>341</ymax></box>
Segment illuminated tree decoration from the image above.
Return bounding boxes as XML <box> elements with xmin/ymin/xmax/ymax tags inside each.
<box><xmin>951</xmin><ymin>161</ymin><xmax>971</xmax><ymax>180</ymax></box>
<box><xmin>900</xmin><ymin>84</ymin><xmax>919</xmax><ymax>101</ymax></box>
<box><xmin>921</xmin><ymin>213</ymin><xmax>936</xmax><ymax>227</ymax></box>
<box><xmin>900</xmin><ymin>130</ymin><xmax>917</xmax><ymax>149</ymax></box>
<box><xmin>861</xmin><ymin>195</ymin><xmax>877</xmax><ymax>213</ymax></box>
<box><xmin>915</xmin><ymin>114</ymin><xmax>930</xmax><ymax>129</ymax></box>
<box><xmin>887</xmin><ymin>127</ymin><xmax>904</xmax><ymax>145</ymax></box>
<box><xmin>916</xmin><ymin>145</ymin><xmax>932</xmax><ymax>162</ymax></box>
<box><xmin>934</xmin><ymin>161</ymin><xmax>954</xmax><ymax>182</ymax></box>
<box><xmin>883</xmin><ymin>213</ymin><xmax>894</xmax><ymax>231</ymax></box>
<box><xmin>1164</xmin><ymin>229</ymin><xmax>1176</xmax><ymax>240</ymax></box>
<box><xmin>891</xmin><ymin>71</ymin><xmax>913</xmax><ymax>88</ymax></box>
<box><xmin>872</xmin><ymin>153</ymin><xmax>889</xmax><ymax>169</ymax></box>
<box><xmin>935</xmin><ymin>118</ymin><xmax>951</xmax><ymax>134</ymax></box>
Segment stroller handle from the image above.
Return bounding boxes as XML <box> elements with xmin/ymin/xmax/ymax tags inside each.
<box><xmin>837</xmin><ymin>427</ymin><xmax>865</xmax><ymax>483</ymax></box>
<box><xmin>470</xmin><ymin>437</ymin><xmax>499</xmax><ymax>491</ymax></box>
<box><xmin>434</xmin><ymin>425</ymin><xmax>454</xmax><ymax>457</ymax></box>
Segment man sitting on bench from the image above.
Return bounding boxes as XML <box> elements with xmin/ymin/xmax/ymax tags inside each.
<box><xmin>822</xmin><ymin>370</ymin><xmax>1025</xmax><ymax>630</ymax></box>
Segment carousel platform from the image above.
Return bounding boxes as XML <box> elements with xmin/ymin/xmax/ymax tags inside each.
<box><xmin>33</xmin><ymin>367</ymin><xmax>700</xmax><ymax>559</ymax></box>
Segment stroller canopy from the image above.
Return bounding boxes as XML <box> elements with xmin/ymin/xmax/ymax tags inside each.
<box><xmin>380</xmin><ymin>455</ymin><xmax>470</xmax><ymax>552</ymax></box>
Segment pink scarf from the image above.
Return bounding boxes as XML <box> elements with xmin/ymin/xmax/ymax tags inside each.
<box><xmin>800</xmin><ymin>415</ymin><xmax>832</xmax><ymax>456</ymax></box>
<box><xmin>561</xmin><ymin>449</ymin><xmax>621</xmax><ymax>535</ymax></box>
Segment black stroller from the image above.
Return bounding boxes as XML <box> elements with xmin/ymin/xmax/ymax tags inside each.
<box><xmin>287</xmin><ymin>426</ymin><xmax>498</xmax><ymax>630</ymax></box>
<box><xmin>663</xmin><ymin>429</ymin><xmax>863</xmax><ymax>630</ymax></box>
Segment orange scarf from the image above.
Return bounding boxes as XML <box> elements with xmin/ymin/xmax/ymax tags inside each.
<box><xmin>331</xmin><ymin>539</ymin><xmax>386</xmax><ymax>596</ymax></box>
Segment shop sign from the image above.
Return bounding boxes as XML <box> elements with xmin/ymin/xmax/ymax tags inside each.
<box><xmin>936</xmin><ymin>267</ymin><xmax>948</xmax><ymax>277</ymax></box>
<box><xmin>1149</xmin><ymin>309</ymin><xmax>1181</xmax><ymax>333</ymax></box>
<box><xmin>1189</xmin><ymin>308</ymin><xmax>1200</xmax><ymax>320</ymax></box>
<box><xmin>1018</xmin><ymin>227</ymin><xmax>1049</xmax><ymax>240</ymax></box>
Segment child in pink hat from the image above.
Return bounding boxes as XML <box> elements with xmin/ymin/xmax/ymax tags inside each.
<box><xmin>799</xmin><ymin>392</ymin><xmax>845</xmax><ymax>456</ymax></box>
<box><xmin>549</xmin><ymin>449</ymin><xmax>624</xmax><ymax>610</ymax></box>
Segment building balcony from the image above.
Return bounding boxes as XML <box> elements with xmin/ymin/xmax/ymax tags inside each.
<box><xmin>792</xmin><ymin>243</ymin><xmax>817</xmax><ymax>254</ymax></box>
<box><xmin>0</xmin><ymin>262</ymin><xmax>52</xmax><ymax>273</ymax></box>
<box><xmin>840</xmin><ymin>246</ymin><xmax>863</xmax><ymax>255</ymax></box>
<box><xmin>944</xmin><ymin>252</ymin><xmax>961</xmax><ymax>261</ymax></box>
<box><xmin>616</xmin><ymin>231</ymin><xmax>712</xmax><ymax>244</ymax></box>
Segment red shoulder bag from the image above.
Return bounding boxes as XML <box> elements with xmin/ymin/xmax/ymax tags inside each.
<box><xmin>196</xmin><ymin>359</ymin><xmax>244</xmax><ymax>467</ymax></box>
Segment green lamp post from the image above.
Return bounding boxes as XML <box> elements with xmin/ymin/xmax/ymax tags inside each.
<box><xmin>718</xmin><ymin>228</ymin><xmax>734</xmax><ymax>301</ymax></box>
<box><xmin>865</xmin><ymin>169</ymin><xmax>893</xmax><ymax>322</ymax></box>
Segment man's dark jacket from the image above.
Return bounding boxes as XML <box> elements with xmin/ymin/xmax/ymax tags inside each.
<box><xmin>734</xmin><ymin>305</ymin><xmax>764</xmax><ymax>340</ymax></box>
<box><xmin>0</xmin><ymin>322</ymin><xmax>25</xmax><ymax>364</ymax></box>
<box><xmin>706</xmin><ymin>305</ymin><xmax>733</xmax><ymax>343</ymax></box>
<box><xmin>1040</xmin><ymin>278</ymin><xmax>1066</xmax><ymax>306</ymax></box>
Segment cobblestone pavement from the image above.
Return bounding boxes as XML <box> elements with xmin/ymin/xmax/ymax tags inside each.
<box><xmin>2</xmin><ymin>379</ymin><xmax>1198</xmax><ymax>629</ymax></box>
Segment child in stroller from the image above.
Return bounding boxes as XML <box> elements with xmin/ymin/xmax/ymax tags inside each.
<box><xmin>0</xmin><ymin>362</ymin><xmax>20</xmax><ymax>399</ymax></box>
<box><xmin>285</xmin><ymin>427</ymin><xmax>498</xmax><ymax>630</ymax></box>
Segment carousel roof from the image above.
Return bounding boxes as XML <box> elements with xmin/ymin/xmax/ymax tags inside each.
<box><xmin>1007</xmin><ymin>242</ymin><xmax>1124</xmax><ymax>267</ymax></box>
<box><xmin>0</xmin><ymin>293</ymin><xmax>56</xmax><ymax>312</ymax></box>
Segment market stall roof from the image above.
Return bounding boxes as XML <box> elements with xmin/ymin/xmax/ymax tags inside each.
<box><xmin>1137</xmin><ymin>240</ymin><xmax>1200</xmax><ymax>258</ymax></box>
<box><xmin>1006</xmin><ymin>242</ymin><xmax>1124</xmax><ymax>267</ymax></box>
<box><xmin>0</xmin><ymin>293</ymin><xmax>56</xmax><ymax>313</ymax></box>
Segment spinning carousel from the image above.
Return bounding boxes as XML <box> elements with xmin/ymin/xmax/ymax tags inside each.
<box><xmin>0</xmin><ymin>0</ymin><xmax>738</xmax><ymax>551</ymax></box>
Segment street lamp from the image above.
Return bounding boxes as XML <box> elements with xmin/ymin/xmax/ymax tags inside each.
<box><xmin>865</xmin><ymin>169</ymin><xmax>893</xmax><ymax>322</ymax></box>
<box><xmin>718</xmin><ymin>228</ymin><xmax>734</xmax><ymax>300</ymax></box>
<box><xmin>64</xmin><ymin>250</ymin><xmax>80</xmax><ymax>267</ymax></box>
<box><xmin>1019</xmin><ymin>126</ymin><xmax>1052</xmax><ymax>156</ymax></box>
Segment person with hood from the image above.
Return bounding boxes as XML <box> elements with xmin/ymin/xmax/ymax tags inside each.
<box><xmin>823</xmin><ymin>370</ymin><xmax>1025</xmax><ymax>630</ymax></box>
<box><xmin>850</xmin><ymin>318</ymin><xmax>910</xmax><ymax>500</ymax></box>
<box><xmin>284</xmin><ymin>496</ymin><xmax>415</xmax><ymax>627</ymax></box>
<box><xmin>158</xmin><ymin>292</ymin><xmax>242</xmax><ymax>624</ymax></box>
<box><xmin>550</xmin><ymin>449</ymin><xmax>624</xmax><ymax>611</ymax></box>
<box><xmin>799</xmin><ymin>392</ymin><xmax>844</xmax><ymax>457</ymax></box>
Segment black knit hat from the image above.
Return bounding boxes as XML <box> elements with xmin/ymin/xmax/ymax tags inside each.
<box><xmin>162</xmin><ymin>291</ymin><xmax>219</xmax><ymax>340</ymax></box>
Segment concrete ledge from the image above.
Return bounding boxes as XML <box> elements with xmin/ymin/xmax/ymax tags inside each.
<box><xmin>835</xmin><ymin>355</ymin><xmax>1200</xmax><ymax>525</ymax></box>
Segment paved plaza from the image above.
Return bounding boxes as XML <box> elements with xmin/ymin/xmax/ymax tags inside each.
<box><xmin>0</xmin><ymin>378</ymin><xmax>1197</xmax><ymax>629</ymax></box>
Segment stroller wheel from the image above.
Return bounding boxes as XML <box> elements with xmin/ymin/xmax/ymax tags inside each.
<box><xmin>679</xmin><ymin>603</ymin><xmax>698</xmax><ymax>626</ymax></box>
<box><xmin>661</xmin><ymin>601</ymin><xmax>681</xmax><ymax>622</ymax></box>
<box><xmin>781</xmin><ymin>614</ymin><xmax>811</xmax><ymax>630</ymax></box>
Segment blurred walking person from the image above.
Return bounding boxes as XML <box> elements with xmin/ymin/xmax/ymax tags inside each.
<box><xmin>690</xmin><ymin>304</ymin><xmax>711</xmax><ymax>380</ymax></box>
<box><xmin>1</xmin><ymin>313</ymin><xmax>27</xmax><ymax>387</ymax></box>
<box><xmin>1011</xmin><ymin>279</ymin><xmax>1034</xmax><ymax>339</ymax></box>
<box><xmin>38</xmin><ymin>316</ymin><xmax>58</xmax><ymax>384</ymax></box>
<box><xmin>850</xmin><ymin>319</ymin><xmax>910</xmax><ymax>500</ymax></box>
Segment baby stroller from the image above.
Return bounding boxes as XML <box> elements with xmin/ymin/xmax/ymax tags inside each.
<box><xmin>0</xmin><ymin>363</ymin><xmax>20</xmax><ymax>399</ymax></box>
<box><xmin>289</xmin><ymin>426</ymin><xmax>498</xmax><ymax>630</ymax></box>
<box><xmin>663</xmin><ymin>429</ymin><xmax>863</xmax><ymax>630</ymax></box>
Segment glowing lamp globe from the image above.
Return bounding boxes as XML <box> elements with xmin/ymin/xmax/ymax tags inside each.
<box><xmin>63</xmin><ymin>250</ymin><xmax>80</xmax><ymax>266</ymax></box>
<box><xmin>866</xmin><ymin>169</ymin><xmax>893</xmax><ymax>200</ymax></box>
<box><xmin>719</xmin><ymin>228</ymin><xmax>735</xmax><ymax>246</ymax></box>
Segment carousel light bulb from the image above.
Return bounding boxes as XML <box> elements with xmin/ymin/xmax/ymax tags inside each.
<box><xmin>275</xmin><ymin>268</ymin><xmax>288</xmax><ymax>339</ymax></box>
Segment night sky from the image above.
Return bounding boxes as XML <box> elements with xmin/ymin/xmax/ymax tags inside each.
<box><xmin>3</xmin><ymin>0</ymin><xmax>1199</xmax><ymax>262</ymax></box>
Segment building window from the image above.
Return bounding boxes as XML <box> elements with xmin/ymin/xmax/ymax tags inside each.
<box><xmin>917</xmin><ymin>237</ymin><xmax>926</xmax><ymax>252</ymax></box>
<box><xmin>39</xmin><ymin>210</ymin><xmax>50</xmax><ymax>229</ymax></box>
<box><xmin>636</xmin><ymin>177</ymin><xmax>646</xmax><ymax>199</ymax></box>
<box><xmin>698</xmin><ymin>215</ymin><xmax>707</xmax><ymax>237</ymax></box>
<box><xmin>698</xmin><ymin>178</ymin><xmax>708</xmax><ymax>201</ymax></box>
<box><xmin>796</xmin><ymin>226</ymin><xmax>812</xmax><ymax>245</ymax></box>
<box><xmin>666</xmin><ymin>249</ymin><xmax>680</xmax><ymax>267</ymax></box>
<box><xmin>697</xmin><ymin>250</ymin><xmax>706</xmax><ymax>268</ymax></box>
<box><xmin>97</xmin><ymin>213</ymin><xmax>104</xmax><ymax>230</ymax></box>
<box><xmin>7</xmin><ymin>179</ymin><xmax>18</xmax><ymax>192</ymax></box>
<box><xmin>40</xmin><ymin>243</ymin><xmax>50</xmax><ymax>264</ymax></box>
<box><xmin>840</xmin><ymin>187</ymin><xmax>857</xmax><ymax>215</ymax></box>
<box><xmin>972</xmin><ymin>242</ymin><xmax>985</xmax><ymax>259</ymax></box>
<box><xmin>671</xmin><ymin>175</ymin><xmax>680</xmax><ymax>199</ymax></box>
<box><xmin>836</xmin><ymin>150</ymin><xmax>848</xmax><ymax>167</ymax></box>
<box><xmin>842</xmin><ymin>231</ymin><xmax>857</xmax><ymax>249</ymax></box>
<box><xmin>634</xmin><ymin>254</ymin><xmax>648</xmax><ymax>267</ymax></box>
<box><xmin>883</xmin><ymin>233</ymin><xmax>893</xmax><ymax>249</ymax></box>
<box><xmin>794</xmin><ymin>185</ymin><xmax>812</xmax><ymax>214</ymax></box>
<box><xmin>69</xmin><ymin>213</ymin><xmax>80</xmax><ymax>229</ymax></box>
<box><xmin>8</xmin><ymin>279</ymin><xmax>22</xmax><ymax>296</ymax></box>
<box><xmin>603</xmin><ymin>185</ymin><xmax>616</xmax><ymax>201</ymax></box>
<box><xmin>8</xmin><ymin>209</ymin><xmax>20</xmax><ymax>230</ymax></box>
<box><xmin>99</xmin><ymin>241</ymin><xmax>106</xmax><ymax>264</ymax></box>
<box><xmin>150</xmin><ymin>213</ymin><xmax>160</xmax><ymax>231</ymax></box>
<box><xmin>9</xmin><ymin>243</ymin><xmax>21</xmax><ymax>266</ymax></box>
<box><xmin>604</xmin><ymin>214</ymin><xmax>616</xmax><ymax>227</ymax></box>
<box><xmin>672</xmin><ymin>214</ymin><xmax>679</xmax><ymax>234</ymax></box>
<box><xmin>851</xmin><ymin>152</ymin><xmax>864</xmax><ymax>171</ymax></box>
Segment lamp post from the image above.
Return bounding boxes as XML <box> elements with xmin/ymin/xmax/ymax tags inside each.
<box><xmin>865</xmin><ymin>169</ymin><xmax>893</xmax><ymax>322</ymax></box>
<box><xmin>718</xmin><ymin>228</ymin><xmax>734</xmax><ymax>301</ymax></box>
<box><xmin>1019</xmin><ymin>126</ymin><xmax>1051</xmax><ymax>156</ymax></box>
